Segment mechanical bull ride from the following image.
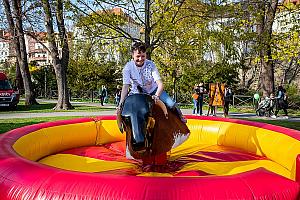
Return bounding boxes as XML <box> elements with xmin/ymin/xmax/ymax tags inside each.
<box><xmin>117</xmin><ymin>93</ymin><xmax>190</xmax><ymax>165</ymax></box>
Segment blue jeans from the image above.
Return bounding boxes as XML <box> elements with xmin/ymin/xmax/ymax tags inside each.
<box><xmin>197</xmin><ymin>96</ymin><xmax>203</xmax><ymax>115</ymax></box>
<box><xmin>193</xmin><ymin>99</ymin><xmax>197</xmax><ymax>114</ymax></box>
<box><xmin>150</xmin><ymin>88</ymin><xmax>185</xmax><ymax>122</ymax></box>
<box><xmin>150</xmin><ymin>89</ymin><xmax>175</xmax><ymax>109</ymax></box>
<box><xmin>115</xmin><ymin>96</ymin><xmax>121</xmax><ymax>106</ymax></box>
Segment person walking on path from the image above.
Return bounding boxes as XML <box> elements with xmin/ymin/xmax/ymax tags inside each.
<box><xmin>197</xmin><ymin>82</ymin><xmax>207</xmax><ymax>116</ymax></box>
<box><xmin>192</xmin><ymin>84</ymin><xmax>199</xmax><ymax>115</ymax></box>
<box><xmin>100</xmin><ymin>85</ymin><xmax>108</xmax><ymax>106</ymax></box>
<box><xmin>271</xmin><ymin>85</ymin><xmax>289</xmax><ymax>119</ymax></box>
<box><xmin>115</xmin><ymin>85</ymin><xmax>122</xmax><ymax>106</ymax></box>
<box><xmin>192</xmin><ymin>83</ymin><xmax>207</xmax><ymax>115</ymax></box>
<box><xmin>223</xmin><ymin>84</ymin><xmax>233</xmax><ymax>117</ymax></box>
<box><xmin>207</xmin><ymin>83</ymin><xmax>216</xmax><ymax>116</ymax></box>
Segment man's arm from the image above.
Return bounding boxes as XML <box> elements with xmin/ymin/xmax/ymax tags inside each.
<box><xmin>151</xmin><ymin>62</ymin><xmax>163</xmax><ymax>98</ymax></box>
<box><xmin>117</xmin><ymin>84</ymin><xmax>130</xmax><ymax>111</ymax></box>
<box><xmin>152</xmin><ymin>79</ymin><xmax>163</xmax><ymax>103</ymax></box>
<box><xmin>155</xmin><ymin>79</ymin><xmax>164</xmax><ymax>97</ymax></box>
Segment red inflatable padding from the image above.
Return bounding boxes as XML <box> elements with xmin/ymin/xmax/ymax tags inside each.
<box><xmin>0</xmin><ymin>116</ymin><xmax>300</xmax><ymax>199</ymax></box>
<box><xmin>0</xmin><ymin>117</ymin><xmax>95</xmax><ymax>161</ymax></box>
<box><xmin>186</xmin><ymin>115</ymin><xmax>300</xmax><ymax>141</ymax></box>
<box><xmin>0</xmin><ymin>160</ymin><xmax>299</xmax><ymax>200</ymax></box>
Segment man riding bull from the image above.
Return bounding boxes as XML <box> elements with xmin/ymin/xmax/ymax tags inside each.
<box><xmin>116</xmin><ymin>42</ymin><xmax>186</xmax><ymax>123</ymax></box>
<box><xmin>116</xmin><ymin>42</ymin><xmax>188</xmax><ymax>167</ymax></box>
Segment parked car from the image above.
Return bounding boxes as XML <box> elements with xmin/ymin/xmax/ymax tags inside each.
<box><xmin>0</xmin><ymin>72</ymin><xmax>20</xmax><ymax>109</ymax></box>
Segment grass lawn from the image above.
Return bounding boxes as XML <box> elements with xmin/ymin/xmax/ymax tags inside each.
<box><xmin>0</xmin><ymin>101</ymin><xmax>114</xmax><ymax>114</ymax></box>
<box><xmin>0</xmin><ymin>100</ymin><xmax>299</xmax><ymax>134</ymax></box>
<box><xmin>234</xmin><ymin>118</ymin><xmax>300</xmax><ymax>131</ymax></box>
<box><xmin>0</xmin><ymin>116</ymin><xmax>82</xmax><ymax>134</ymax></box>
<box><xmin>0</xmin><ymin>115</ymin><xmax>299</xmax><ymax>135</ymax></box>
<box><xmin>181</xmin><ymin>104</ymin><xmax>300</xmax><ymax>116</ymax></box>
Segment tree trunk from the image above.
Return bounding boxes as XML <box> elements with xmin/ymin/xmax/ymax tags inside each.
<box><xmin>15</xmin><ymin>62</ymin><xmax>23</xmax><ymax>90</ymax></box>
<box><xmin>256</xmin><ymin>0</ymin><xmax>278</xmax><ymax>96</ymax></box>
<box><xmin>3</xmin><ymin>0</ymin><xmax>37</xmax><ymax>105</ymax></box>
<box><xmin>41</xmin><ymin>0</ymin><xmax>72</xmax><ymax>110</ymax></box>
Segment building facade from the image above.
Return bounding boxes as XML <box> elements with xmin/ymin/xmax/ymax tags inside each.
<box><xmin>25</xmin><ymin>32</ymin><xmax>51</xmax><ymax>66</ymax></box>
<box><xmin>0</xmin><ymin>30</ymin><xmax>10</xmax><ymax>63</ymax></box>
<box><xmin>74</xmin><ymin>7</ymin><xmax>141</xmax><ymax>63</ymax></box>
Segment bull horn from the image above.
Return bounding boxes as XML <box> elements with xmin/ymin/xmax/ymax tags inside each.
<box><xmin>156</xmin><ymin>99</ymin><xmax>168</xmax><ymax>119</ymax></box>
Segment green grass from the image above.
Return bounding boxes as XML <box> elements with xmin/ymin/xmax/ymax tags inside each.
<box><xmin>0</xmin><ymin>100</ymin><xmax>299</xmax><ymax>135</ymax></box>
<box><xmin>234</xmin><ymin>118</ymin><xmax>300</xmax><ymax>131</ymax></box>
<box><xmin>0</xmin><ymin>101</ymin><xmax>114</xmax><ymax>114</ymax></box>
<box><xmin>0</xmin><ymin>115</ymin><xmax>299</xmax><ymax>135</ymax></box>
<box><xmin>0</xmin><ymin>116</ymin><xmax>82</xmax><ymax>134</ymax></box>
<box><xmin>232</xmin><ymin>106</ymin><xmax>300</xmax><ymax>116</ymax></box>
<box><xmin>181</xmin><ymin>103</ymin><xmax>300</xmax><ymax>116</ymax></box>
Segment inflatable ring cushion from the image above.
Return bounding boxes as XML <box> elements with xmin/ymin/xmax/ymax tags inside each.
<box><xmin>0</xmin><ymin>115</ymin><xmax>300</xmax><ymax>199</ymax></box>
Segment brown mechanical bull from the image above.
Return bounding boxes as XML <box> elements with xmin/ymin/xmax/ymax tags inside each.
<box><xmin>117</xmin><ymin>93</ymin><xmax>190</xmax><ymax>164</ymax></box>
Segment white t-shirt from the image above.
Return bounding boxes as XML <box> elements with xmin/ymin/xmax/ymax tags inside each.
<box><xmin>123</xmin><ymin>60</ymin><xmax>161</xmax><ymax>94</ymax></box>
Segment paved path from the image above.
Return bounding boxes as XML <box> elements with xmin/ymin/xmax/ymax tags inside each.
<box><xmin>0</xmin><ymin>99</ymin><xmax>299</xmax><ymax>121</ymax></box>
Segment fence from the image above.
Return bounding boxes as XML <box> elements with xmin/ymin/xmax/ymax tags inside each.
<box><xmin>45</xmin><ymin>90</ymin><xmax>255</xmax><ymax>108</ymax></box>
<box><xmin>232</xmin><ymin>95</ymin><xmax>254</xmax><ymax>108</ymax></box>
<box><xmin>179</xmin><ymin>94</ymin><xmax>254</xmax><ymax>108</ymax></box>
<box><xmin>48</xmin><ymin>90</ymin><xmax>102</xmax><ymax>102</ymax></box>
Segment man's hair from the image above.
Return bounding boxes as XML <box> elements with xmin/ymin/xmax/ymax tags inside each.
<box><xmin>131</xmin><ymin>42</ymin><xmax>146</xmax><ymax>53</ymax></box>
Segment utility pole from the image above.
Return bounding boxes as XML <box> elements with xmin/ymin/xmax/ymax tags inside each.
<box><xmin>144</xmin><ymin>0</ymin><xmax>151</xmax><ymax>59</ymax></box>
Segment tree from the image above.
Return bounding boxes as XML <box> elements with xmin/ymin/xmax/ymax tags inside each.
<box><xmin>152</xmin><ymin>0</ymin><xmax>242</xmax><ymax>97</ymax></box>
<box><xmin>41</xmin><ymin>0</ymin><xmax>72</xmax><ymax>110</ymax></box>
<box><xmin>69</xmin><ymin>0</ymin><xmax>188</xmax><ymax>59</ymax></box>
<box><xmin>272</xmin><ymin>4</ymin><xmax>300</xmax><ymax>86</ymax></box>
<box><xmin>253</xmin><ymin>0</ymin><xmax>279</xmax><ymax>96</ymax></box>
<box><xmin>3</xmin><ymin>0</ymin><xmax>38</xmax><ymax>105</ymax></box>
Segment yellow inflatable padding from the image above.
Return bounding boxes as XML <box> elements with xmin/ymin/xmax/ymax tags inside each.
<box><xmin>39</xmin><ymin>154</ymin><xmax>136</xmax><ymax>173</ymax></box>
<box><xmin>138</xmin><ymin>172</ymin><xmax>173</xmax><ymax>177</ymax></box>
<box><xmin>37</xmin><ymin>152</ymin><xmax>290</xmax><ymax>179</ymax></box>
<box><xmin>13</xmin><ymin>122</ymin><xmax>98</xmax><ymax>161</ymax></box>
<box><xmin>96</xmin><ymin>120</ymin><xmax>125</xmax><ymax>145</ymax></box>
<box><xmin>13</xmin><ymin>118</ymin><xmax>300</xmax><ymax>180</ymax></box>
<box><xmin>185</xmin><ymin>119</ymin><xmax>300</xmax><ymax>173</ymax></box>
<box><xmin>177</xmin><ymin>160</ymin><xmax>291</xmax><ymax>179</ymax></box>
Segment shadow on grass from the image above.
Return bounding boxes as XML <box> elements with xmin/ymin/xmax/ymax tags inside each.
<box><xmin>17</xmin><ymin>103</ymin><xmax>57</xmax><ymax>111</ymax></box>
<box><xmin>0</xmin><ymin>116</ymin><xmax>81</xmax><ymax>134</ymax></box>
<box><xmin>0</xmin><ymin>103</ymin><xmax>112</xmax><ymax>113</ymax></box>
<box><xmin>237</xmin><ymin>118</ymin><xmax>300</xmax><ymax>131</ymax></box>
<box><xmin>0</xmin><ymin>121</ymin><xmax>47</xmax><ymax>134</ymax></box>
<box><xmin>0</xmin><ymin>103</ymin><xmax>56</xmax><ymax>112</ymax></box>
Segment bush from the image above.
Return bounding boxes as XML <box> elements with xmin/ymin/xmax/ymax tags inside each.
<box><xmin>286</xmin><ymin>83</ymin><xmax>300</xmax><ymax>110</ymax></box>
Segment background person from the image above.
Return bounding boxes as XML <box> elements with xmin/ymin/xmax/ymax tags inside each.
<box><xmin>197</xmin><ymin>82</ymin><xmax>207</xmax><ymax>116</ymax></box>
<box><xmin>192</xmin><ymin>84</ymin><xmax>199</xmax><ymax>115</ymax></box>
<box><xmin>207</xmin><ymin>83</ymin><xmax>217</xmax><ymax>116</ymax></box>
<box><xmin>100</xmin><ymin>85</ymin><xmax>108</xmax><ymax>106</ymax></box>
<box><xmin>223</xmin><ymin>84</ymin><xmax>233</xmax><ymax>117</ymax></box>
<box><xmin>115</xmin><ymin>85</ymin><xmax>122</xmax><ymax>106</ymax></box>
<box><xmin>271</xmin><ymin>85</ymin><xmax>288</xmax><ymax>119</ymax></box>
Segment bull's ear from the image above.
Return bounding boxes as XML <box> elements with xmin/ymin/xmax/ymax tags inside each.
<box><xmin>156</xmin><ymin>99</ymin><xmax>168</xmax><ymax>119</ymax></box>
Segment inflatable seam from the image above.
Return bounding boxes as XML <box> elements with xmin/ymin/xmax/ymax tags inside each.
<box><xmin>94</xmin><ymin>118</ymin><xmax>101</xmax><ymax>145</ymax></box>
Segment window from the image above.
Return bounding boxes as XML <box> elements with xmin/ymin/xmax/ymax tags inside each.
<box><xmin>0</xmin><ymin>80</ymin><xmax>12</xmax><ymax>90</ymax></box>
